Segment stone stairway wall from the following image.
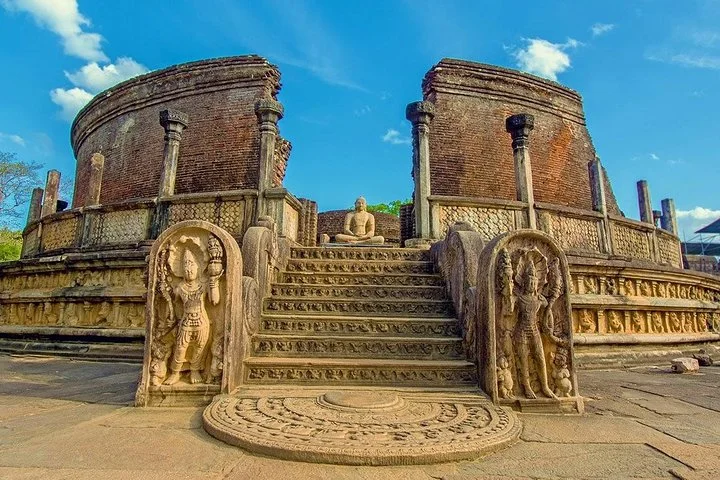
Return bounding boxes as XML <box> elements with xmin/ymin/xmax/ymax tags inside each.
<box><xmin>243</xmin><ymin>247</ymin><xmax>478</xmax><ymax>388</ymax></box>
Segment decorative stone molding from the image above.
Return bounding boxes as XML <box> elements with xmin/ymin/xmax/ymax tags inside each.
<box><xmin>476</xmin><ymin>230</ymin><xmax>582</xmax><ymax>413</ymax></box>
<box><xmin>406</xmin><ymin>100</ymin><xmax>435</xmax><ymax>240</ymax></box>
<box><xmin>506</xmin><ymin>114</ymin><xmax>536</xmax><ymax>229</ymax></box>
<box><xmin>136</xmin><ymin>220</ymin><xmax>242</xmax><ymax>407</ymax></box>
<box><xmin>158</xmin><ymin>109</ymin><xmax>189</xmax><ymax>198</ymax></box>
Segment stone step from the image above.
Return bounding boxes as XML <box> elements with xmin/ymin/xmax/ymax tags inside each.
<box><xmin>252</xmin><ymin>334</ymin><xmax>465</xmax><ymax>360</ymax></box>
<box><xmin>260</xmin><ymin>314</ymin><xmax>462</xmax><ymax>338</ymax></box>
<box><xmin>243</xmin><ymin>357</ymin><xmax>478</xmax><ymax>387</ymax></box>
<box><xmin>290</xmin><ymin>247</ymin><xmax>430</xmax><ymax>262</ymax></box>
<box><xmin>263</xmin><ymin>297</ymin><xmax>455</xmax><ymax>317</ymax></box>
<box><xmin>270</xmin><ymin>283</ymin><xmax>448</xmax><ymax>301</ymax></box>
<box><xmin>278</xmin><ymin>272</ymin><xmax>445</xmax><ymax>287</ymax></box>
<box><xmin>284</xmin><ymin>259</ymin><xmax>434</xmax><ymax>275</ymax></box>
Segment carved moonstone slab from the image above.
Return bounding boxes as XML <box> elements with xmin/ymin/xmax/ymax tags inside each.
<box><xmin>476</xmin><ymin>229</ymin><xmax>583</xmax><ymax>413</ymax></box>
<box><xmin>136</xmin><ymin>220</ymin><xmax>242</xmax><ymax>407</ymax></box>
<box><xmin>203</xmin><ymin>390</ymin><xmax>521</xmax><ymax>465</ymax></box>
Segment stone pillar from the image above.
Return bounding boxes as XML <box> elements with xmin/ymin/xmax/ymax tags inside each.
<box><xmin>661</xmin><ymin>198</ymin><xmax>678</xmax><ymax>235</ymax></box>
<box><xmin>406</xmin><ymin>101</ymin><xmax>435</xmax><ymax>239</ymax></box>
<box><xmin>40</xmin><ymin>170</ymin><xmax>61</xmax><ymax>218</ymax></box>
<box><xmin>26</xmin><ymin>187</ymin><xmax>43</xmax><ymax>225</ymax></box>
<box><xmin>158</xmin><ymin>109</ymin><xmax>189</xmax><ymax>198</ymax></box>
<box><xmin>505</xmin><ymin>114</ymin><xmax>537</xmax><ymax>229</ymax></box>
<box><xmin>255</xmin><ymin>99</ymin><xmax>284</xmax><ymax>220</ymax></box>
<box><xmin>636</xmin><ymin>180</ymin><xmax>653</xmax><ymax>224</ymax></box>
<box><xmin>588</xmin><ymin>156</ymin><xmax>607</xmax><ymax>215</ymax></box>
<box><xmin>86</xmin><ymin>152</ymin><xmax>105</xmax><ymax>206</ymax></box>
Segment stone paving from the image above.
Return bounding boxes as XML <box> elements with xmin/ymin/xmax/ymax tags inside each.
<box><xmin>0</xmin><ymin>354</ymin><xmax>718</xmax><ymax>479</ymax></box>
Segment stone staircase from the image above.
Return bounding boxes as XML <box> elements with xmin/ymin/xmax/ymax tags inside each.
<box><xmin>243</xmin><ymin>246</ymin><xmax>478</xmax><ymax>389</ymax></box>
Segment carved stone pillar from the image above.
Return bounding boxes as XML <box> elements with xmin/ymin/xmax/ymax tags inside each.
<box><xmin>661</xmin><ymin>198</ymin><xmax>678</xmax><ymax>235</ymax></box>
<box><xmin>86</xmin><ymin>152</ymin><xmax>105</xmax><ymax>206</ymax></box>
<box><xmin>40</xmin><ymin>170</ymin><xmax>61</xmax><ymax>218</ymax></box>
<box><xmin>588</xmin><ymin>156</ymin><xmax>612</xmax><ymax>253</ymax></box>
<box><xmin>158</xmin><ymin>109</ymin><xmax>189</xmax><ymax>198</ymax></box>
<box><xmin>255</xmin><ymin>99</ymin><xmax>284</xmax><ymax>220</ymax></box>
<box><xmin>27</xmin><ymin>187</ymin><xmax>43</xmax><ymax>225</ymax></box>
<box><xmin>406</xmin><ymin>101</ymin><xmax>435</xmax><ymax>240</ymax></box>
<box><xmin>636</xmin><ymin>180</ymin><xmax>653</xmax><ymax>224</ymax></box>
<box><xmin>506</xmin><ymin>114</ymin><xmax>536</xmax><ymax>229</ymax></box>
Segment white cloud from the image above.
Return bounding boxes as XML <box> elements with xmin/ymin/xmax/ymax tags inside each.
<box><xmin>512</xmin><ymin>38</ymin><xmax>580</xmax><ymax>81</ymax></box>
<box><xmin>65</xmin><ymin>57</ymin><xmax>148</xmax><ymax>93</ymax></box>
<box><xmin>649</xmin><ymin>153</ymin><xmax>659</xmax><ymax>160</ymax></box>
<box><xmin>0</xmin><ymin>132</ymin><xmax>26</xmax><ymax>147</ymax></box>
<box><xmin>382</xmin><ymin>129</ymin><xmax>411</xmax><ymax>145</ymax></box>
<box><xmin>1</xmin><ymin>0</ymin><xmax>107</xmax><ymax>62</ymax></box>
<box><xmin>353</xmin><ymin>105</ymin><xmax>371</xmax><ymax>117</ymax></box>
<box><xmin>647</xmin><ymin>51</ymin><xmax>720</xmax><ymax>70</ymax></box>
<box><xmin>677</xmin><ymin>207</ymin><xmax>720</xmax><ymax>220</ymax></box>
<box><xmin>591</xmin><ymin>23</ymin><xmax>615</xmax><ymax>37</ymax></box>
<box><xmin>50</xmin><ymin>86</ymin><xmax>94</xmax><ymax>121</ymax></box>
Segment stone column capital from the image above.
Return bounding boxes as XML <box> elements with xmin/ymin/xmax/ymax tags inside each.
<box><xmin>406</xmin><ymin>101</ymin><xmax>435</xmax><ymax>124</ymax></box>
<box><xmin>255</xmin><ymin>99</ymin><xmax>284</xmax><ymax>124</ymax></box>
<box><xmin>159</xmin><ymin>109</ymin><xmax>189</xmax><ymax>141</ymax></box>
<box><xmin>506</xmin><ymin>113</ymin><xmax>534</xmax><ymax>148</ymax></box>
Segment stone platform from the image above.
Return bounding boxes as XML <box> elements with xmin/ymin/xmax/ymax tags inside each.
<box><xmin>203</xmin><ymin>389</ymin><xmax>521</xmax><ymax>465</ymax></box>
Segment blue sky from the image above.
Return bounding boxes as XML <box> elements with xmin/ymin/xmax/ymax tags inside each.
<box><xmin>0</xmin><ymin>0</ymin><xmax>718</xmax><ymax>239</ymax></box>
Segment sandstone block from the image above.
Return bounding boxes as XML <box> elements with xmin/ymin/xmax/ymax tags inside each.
<box><xmin>671</xmin><ymin>358</ymin><xmax>699</xmax><ymax>373</ymax></box>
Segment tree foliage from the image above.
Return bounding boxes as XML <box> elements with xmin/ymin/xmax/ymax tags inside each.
<box><xmin>365</xmin><ymin>199</ymin><xmax>412</xmax><ymax>217</ymax></box>
<box><xmin>0</xmin><ymin>227</ymin><xmax>22</xmax><ymax>262</ymax></box>
<box><xmin>0</xmin><ymin>151</ymin><xmax>41</xmax><ymax>227</ymax></box>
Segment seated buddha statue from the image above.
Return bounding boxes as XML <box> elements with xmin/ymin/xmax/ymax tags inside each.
<box><xmin>334</xmin><ymin>196</ymin><xmax>385</xmax><ymax>245</ymax></box>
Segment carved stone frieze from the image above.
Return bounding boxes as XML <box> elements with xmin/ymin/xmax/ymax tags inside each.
<box><xmin>279</xmin><ymin>272</ymin><xmax>444</xmax><ymax>287</ymax></box>
<box><xmin>270</xmin><ymin>284</ymin><xmax>447</xmax><ymax>301</ymax></box>
<box><xmin>0</xmin><ymin>267</ymin><xmax>145</xmax><ymax>291</ymax></box>
<box><xmin>85</xmin><ymin>209</ymin><xmax>149</xmax><ymax>246</ymax></box>
<box><xmin>252</xmin><ymin>337</ymin><xmax>464</xmax><ymax>359</ymax></box>
<box><xmin>610</xmin><ymin>222</ymin><xmax>652</xmax><ymax>261</ymax></box>
<box><xmin>572</xmin><ymin>308</ymin><xmax>719</xmax><ymax>334</ymax></box>
<box><xmin>291</xmin><ymin>247</ymin><xmax>429</xmax><ymax>262</ymax></box>
<box><xmin>41</xmin><ymin>216</ymin><xmax>79</xmax><ymax>251</ymax></box>
<box><xmin>438</xmin><ymin>205</ymin><xmax>516</xmax><ymax>241</ymax></box>
<box><xmin>285</xmin><ymin>260</ymin><xmax>433</xmax><ymax>274</ymax></box>
<box><xmin>168</xmin><ymin>200</ymin><xmax>247</xmax><ymax>236</ymax></box>
<box><xmin>546</xmin><ymin>214</ymin><xmax>602</xmax><ymax>254</ymax></box>
<box><xmin>0</xmin><ymin>300</ymin><xmax>145</xmax><ymax>329</ymax></box>
<box><xmin>264</xmin><ymin>299</ymin><xmax>454</xmax><ymax>316</ymax></box>
<box><xmin>260</xmin><ymin>317</ymin><xmax>461</xmax><ymax>337</ymax></box>
<box><xmin>136</xmin><ymin>220</ymin><xmax>243</xmax><ymax>407</ymax></box>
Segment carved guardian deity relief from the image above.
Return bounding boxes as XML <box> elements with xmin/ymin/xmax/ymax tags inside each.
<box><xmin>476</xmin><ymin>230</ymin><xmax>581</xmax><ymax>413</ymax></box>
<box><xmin>136</xmin><ymin>220</ymin><xmax>242</xmax><ymax>407</ymax></box>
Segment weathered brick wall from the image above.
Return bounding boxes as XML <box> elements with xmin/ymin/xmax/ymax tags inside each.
<box><xmin>317</xmin><ymin>210</ymin><xmax>400</xmax><ymax>245</ymax></box>
<box><xmin>71</xmin><ymin>56</ymin><xmax>282</xmax><ymax>207</ymax></box>
<box><xmin>422</xmin><ymin>59</ymin><xmax>622</xmax><ymax>214</ymax></box>
<box><xmin>399</xmin><ymin>204</ymin><xmax>415</xmax><ymax>245</ymax></box>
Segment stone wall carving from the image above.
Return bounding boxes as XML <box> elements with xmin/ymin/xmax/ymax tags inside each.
<box><xmin>656</xmin><ymin>231</ymin><xmax>682</xmax><ymax>268</ymax></box>
<box><xmin>610</xmin><ymin>221</ymin><xmax>652</xmax><ymax>261</ymax></box>
<box><xmin>0</xmin><ymin>301</ymin><xmax>145</xmax><ymax>329</ymax></box>
<box><xmin>21</xmin><ymin>225</ymin><xmax>40</xmax><ymax>257</ymax></box>
<box><xmin>572</xmin><ymin>308</ymin><xmax>719</xmax><ymax>335</ymax></box>
<box><xmin>41</xmin><ymin>216</ymin><xmax>79</xmax><ymax>252</ymax></box>
<box><xmin>476</xmin><ymin>230</ymin><xmax>581</xmax><ymax>412</ymax></box>
<box><xmin>544</xmin><ymin>213</ymin><xmax>602</xmax><ymax>254</ymax></box>
<box><xmin>136</xmin><ymin>220</ymin><xmax>242</xmax><ymax>407</ymax></box>
<box><xmin>85</xmin><ymin>208</ymin><xmax>149</xmax><ymax>246</ymax></box>
<box><xmin>168</xmin><ymin>200</ymin><xmax>248</xmax><ymax>236</ymax></box>
<box><xmin>297</xmin><ymin>198</ymin><xmax>317</xmax><ymax>247</ymax></box>
<box><xmin>437</xmin><ymin>205</ymin><xmax>516</xmax><ymax>241</ymax></box>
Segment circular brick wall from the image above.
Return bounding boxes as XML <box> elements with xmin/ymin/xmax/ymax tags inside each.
<box><xmin>423</xmin><ymin>59</ymin><xmax>621</xmax><ymax>214</ymax></box>
<box><xmin>317</xmin><ymin>210</ymin><xmax>400</xmax><ymax>245</ymax></box>
<box><xmin>70</xmin><ymin>56</ymin><xmax>281</xmax><ymax>207</ymax></box>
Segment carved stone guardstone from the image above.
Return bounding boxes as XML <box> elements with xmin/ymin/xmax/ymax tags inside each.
<box><xmin>136</xmin><ymin>220</ymin><xmax>242</xmax><ymax>407</ymax></box>
<box><xmin>476</xmin><ymin>230</ymin><xmax>583</xmax><ymax>413</ymax></box>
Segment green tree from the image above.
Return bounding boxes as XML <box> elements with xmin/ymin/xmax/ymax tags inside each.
<box><xmin>0</xmin><ymin>227</ymin><xmax>22</xmax><ymax>262</ymax></box>
<box><xmin>365</xmin><ymin>199</ymin><xmax>412</xmax><ymax>217</ymax></box>
<box><xmin>0</xmin><ymin>151</ymin><xmax>41</xmax><ymax>227</ymax></box>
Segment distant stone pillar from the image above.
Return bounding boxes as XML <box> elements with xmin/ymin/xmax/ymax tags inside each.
<box><xmin>158</xmin><ymin>109</ymin><xmax>189</xmax><ymax>198</ymax></box>
<box><xmin>661</xmin><ymin>198</ymin><xmax>678</xmax><ymax>235</ymax></box>
<box><xmin>86</xmin><ymin>152</ymin><xmax>105</xmax><ymax>206</ymax></box>
<box><xmin>637</xmin><ymin>180</ymin><xmax>653</xmax><ymax>224</ymax></box>
<box><xmin>27</xmin><ymin>187</ymin><xmax>43</xmax><ymax>225</ymax></box>
<box><xmin>40</xmin><ymin>170</ymin><xmax>61</xmax><ymax>218</ymax></box>
<box><xmin>255</xmin><ymin>99</ymin><xmax>284</xmax><ymax>220</ymax></box>
<box><xmin>406</xmin><ymin>101</ymin><xmax>435</xmax><ymax>239</ymax></box>
<box><xmin>506</xmin><ymin>114</ymin><xmax>536</xmax><ymax>229</ymax></box>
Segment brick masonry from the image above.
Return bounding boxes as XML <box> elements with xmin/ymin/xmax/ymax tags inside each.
<box><xmin>71</xmin><ymin>56</ymin><xmax>283</xmax><ymax>207</ymax></box>
<box><xmin>422</xmin><ymin>59</ymin><xmax>622</xmax><ymax>215</ymax></box>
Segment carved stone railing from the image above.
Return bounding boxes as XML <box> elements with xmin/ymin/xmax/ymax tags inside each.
<box><xmin>428</xmin><ymin>195</ymin><xmax>683</xmax><ymax>269</ymax></box>
<box><xmin>21</xmin><ymin>190</ymin><xmax>261</xmax><ymax>258</ymax></box>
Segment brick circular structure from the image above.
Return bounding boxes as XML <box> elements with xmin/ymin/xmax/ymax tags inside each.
<box><xmin>70</xmin><ymin>56</ymin><xmax>282</xmax><ymax>207</ymax></box>
<box><xmin>317</xmin><ymin>210</ymin><xmax>400</xmax><ymax>245</ymax></box>
<box><xmin>423</xmin><ymin>59</ymin><xmax>620</xmax><ymax>214</ymax></box>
